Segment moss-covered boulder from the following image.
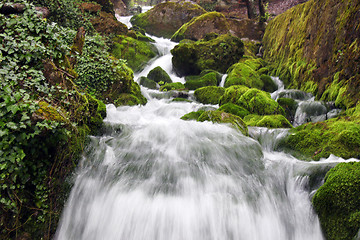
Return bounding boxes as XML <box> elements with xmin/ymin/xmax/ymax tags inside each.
<box><xmin>198</xmin><ymin>110</ymin><xmax>248</xmax><ymax>135</ymax></box>
<box><xmin>277</xmin><ymin>97</ymin><xmax>298</xmax><ymax>123</ymax></box>
<box><xmin>130</xmin><ymin>1</ymin><xmax>206</xmax><ymax>38</ymax></box>
<box><xmin>263</xmin><ymin>0</ymin><xmax>360</xmax><ymax>108</ymax></box>
<box><xmin>139</xmin><ymin>76</ymin><xmax>157</xmax><ymax>89</ymax></box>
<box><xmin>220</xmin><ymin>86</ymin><xmax>285</xmax><ymax>116</ymax></box>
<box><xmin>171</xmin><ymin>34</ymin><xmax>244</xmax><ymax>76</ymax></box>
<box><xmin>194</xmin><ymin>86</ymin><xmax>225</xmax><ymax>104</ymax></box>
<box><xmin>147</xmin><ymin>66</ymin><xmax>172</xmax><ymax>84</ymax></box>
<box><xmin>111</xmin><ymin>35</ymin><xmax>157</xmax><ymax>72</ymax></box>
<box><xmin>181</xmin><ymin>109</ymin><xmax>206</xmax><ymax>120</ymax></box>
<box><xmin>90</xmin><ymin>11</ymin><xmax>128</xmax><ymax>35</ymax></box>
<box><xmin>218</xmin><ymin>103</ymin><xmax>250</xmax><ymax>118</ymax></box>
<box><xmin>277</xmin><ymin>118</ymin><xmax>360</xmax><ymax>161</ymax></box>
<box><xmin>171</xmin><ymin>12</ymin><xmax>230</xmax><ymax>42</ymax></box>
<box><xmin>224</xmin><ymin>58</ymin><xmax>266</xmax><ymax>89</ymax></box>
<box><xmin>101</xmin><ymin>62</ymin><xmax>147</xmax><ymax>106</ymax></box>
<box><xmin>260</xmin><ymin>74</ymin><xmax>277</xmax><ymax>93</ymax></box>
<box><xmin>160</xmin><ymin>82</ymin><xmax>185</xmax><ymax>91</ymax></box>
<box><xmin>312</xmin><ymin>162</ymin><xmax>360</xmax><ymax>240</ymax></box>
<box><xmin>244</xmin><ymin>114</ymin><xmax>292</xmax><ymax>128</ymax></box>
<box><xmin>184</xmin><ymin>70</ymin><xmax>221</xmax><ymax>90</ymax></box>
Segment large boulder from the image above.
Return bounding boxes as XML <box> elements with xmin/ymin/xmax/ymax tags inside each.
<box><xmin>171</xmin><ymin>13</ymin><xmax>264</xmax><ymax>42</ymax></box>
<box><xmin>171</xmin><ymin>34</ymin><xmax>244</xmax><ymax>76</ymax></box>
<box><xmin>219</xmin><ymin>86</ymin><xmax>285</xmax><ymax>116</ymax></box>
<box><xmin>194</xmin><ymin>86</ymin><xmax>225</xmax><ymax>104</ymax></box>
<box><xmin>171</xmin><ymin>12</ymin><xmax>230</xmax><ymax>42</ymax></box>
<box><xmin>147</xmin><ymin>66</ymin><xmax>172</xmax><ymax>84</ymax></box>
<box><xmin>184</xmin><ymin>70</ymin><xmax>221</xmax><ymax>90</ymax></box>
<box><xmin>111</xmin><ymin>35</ymin><xmax>157</xmax><ymax>72</ymax></box>
<box><xmin>130</xmin><ymin>1</ymin><xmax>206</xmax><ymax>38</ymax></box>
<box><xmin>312</xmin><ymin>162</ymin><xmax>360</xmax><ymax>240</ymax></box>
<box><xmin>90</xmin><ymin>11</ymin><xmax>128</xmax><ymax>35</ymax></box>
<box><xmin>224</xmin><ymin>57</ymin><xmax>267</xmax><ymax>89</ymax></box>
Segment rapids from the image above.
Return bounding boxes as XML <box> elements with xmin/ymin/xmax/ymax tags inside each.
<box><xmin>54</xmin><ymin>13</ymin><xmax>353</xmax><ymax>240</ymax></box>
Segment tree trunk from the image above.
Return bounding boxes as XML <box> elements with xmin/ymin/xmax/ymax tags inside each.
<box><xmin>258</xmin><ymin>0</ymin><xmax>266</xmax><ymax>23</ymax></box>
<box><xmin>243</xmin><ymin>0</ymin><xmax>256</xmax><ymax>19</ymax></box>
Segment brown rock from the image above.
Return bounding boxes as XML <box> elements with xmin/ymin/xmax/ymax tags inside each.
<box><xmin>91</xmin><ymin>11</ymin><xmax>128</xmax><ymax>35</ymax></box>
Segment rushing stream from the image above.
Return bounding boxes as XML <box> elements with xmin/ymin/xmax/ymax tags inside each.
<box><xmin>55</xmin><ymin>13</ymin><xmax>355</xmax><ymax>240</ymax></box>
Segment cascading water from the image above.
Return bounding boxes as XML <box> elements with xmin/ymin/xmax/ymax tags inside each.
<box><xmin>55</xmin><ymin>14</ymin><xmax>354</xmax><ymax>240</ymax></box>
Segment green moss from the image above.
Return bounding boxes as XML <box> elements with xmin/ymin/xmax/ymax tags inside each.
<box><xmin>219</xmin><ymin>85</ymin><xmax>250</xmax><ymax>106</ymax></box>
<box><xmin>180</xmin><ymin>110</ymin><xmax>205</xmax><ymax>120</ymax></box>
<box><xmin>277</xmin><ymin>119</ymin><xmax>360</xmax><ymax>161</ymax></box>
<box><xmin>263</xmin><ymin>0</ymin><xmax>360</xmax><ymax>108</ymax></box>
<box><xmin>139</xmin><ymin>76</ymin><xmax>157</xmax><ymax>89</ymax></box>
<box><xmin>147</xmin><ymin>66</ymin><xmax>172</xmax><ymax>84</ymax></box>
<box><xmin>172</xmin><ymin>98</ymin><xmax>192</xmax><ymax>103</ymax></box>
<box><xmin>238</xmin><ymin>88</ymin><xmax>285</xmax><ymax>116</ymax></box>
<box><xmin>312</xmin><ymin>162</ymin><xmax>360</xmax><ymax>240</ymax></box>
<box><xmin>224</xmin><ymin>58</ymin><xmax>266</xmax><ymax>89</ymax></box>
<box><xmin>171</xmin><ymin>34</ymin><xmax>244</xmax><ymax>76</ymax></box>
<box><xmin>260</xmin><ymin>74</ymin><xmax>278</xmax><ymax>93</ymax></box>
<box><xmin>160</xmin><ymin>82</ymin><xmax>185</xmax><ymax>91</ymax></box>
<box><xmin>171</xmin><ymin>12</ymin><xmax>230</xmax><ymax>42</ymax></box>
<box><xmin>36</xmin><ymin>101</ymin><xmax>67</xmax><ymax>123</ymax></box>
<box><xmin>194</xmin><ymin>86</ymin><xmax>225</xmax><ymax>104</ymax></box>
<box><xmin>218</xmin><ymin>103</ymin><xmax>250</xmax><ymax>118</ymax></box>
<box><xmin>198</xmin><ymin>110</ymin><xmax>248</xmax><ymax>135</ymax></box>
<box><xmin>184</xmin><ymin>71</ymin><xmax>219</xmax><ymax>90</ymax></box>
<box><xmin>244</xmin><ymin>114</ymin><xmax>292</xmax><ymax>128</ymax></box>
<box><xmin>114</xmin><ymin>93</ymin><xmax>142</xmax><ymax>106</ymax></box>
<box><xmin>111</xmin><ymin>35</ymin><xmax>157</xmax><ymax>72</ymax></box>
<box><xmin>277</xmin><ymin>97</ymin><xmax>298</xmax><ymax>122</ymax></box>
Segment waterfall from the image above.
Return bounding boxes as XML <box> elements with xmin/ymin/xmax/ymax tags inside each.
<box><xmin>54</xmin><ymin>14</ymin><xmax>353</xmax><ymax>240</ymax></box>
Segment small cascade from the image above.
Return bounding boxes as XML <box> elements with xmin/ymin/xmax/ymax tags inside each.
<box><xmin>219</xmin><ymin>74</ymin><xmax>227</xmax><ymax>87</ymax></box>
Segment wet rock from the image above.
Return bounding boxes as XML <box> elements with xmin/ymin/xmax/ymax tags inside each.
<box><xmin>184</xmin><ymin>70</ymin><xmax>221</xmax><ymax>90</ymax></box>
<box><xmin>139</xmin><ymin>76</ymin><xmax>157</xmax><ymax>89</ymax></box>
<box><xmin>130</xmin><ymin>1</ymin><xmax>206</xmax><ymax>38</ymax></box>
<box><xmin>194</xmin><ymin>86</ymin><xmax>225</xmax><ymax>104</ymax></box>
<box><xmin>147</xmin><ymin>66</ymin><xmax>172</xmax><ymax>84</ymax></box>
<box><xmin>171</xmin><ymin>34</ymin><xmax>244</xmax><ymax>76</ymax></box>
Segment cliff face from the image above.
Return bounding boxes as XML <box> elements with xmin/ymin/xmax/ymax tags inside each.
<box><xmin>263</xmin><ymin>0</ymin><xmax>360</xmax><ymax>108</ymax></box>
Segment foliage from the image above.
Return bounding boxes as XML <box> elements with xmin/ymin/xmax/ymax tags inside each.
<box><xmin>75</xmin><ymin>33</ymin><xmax>128</xmax><ymax>97</ymax></box>
<box><xmin>33</xmin><ymin>0</ymin><xmax>94</xmax><ymax>31</ymax></box>
<box><xmin>0</xmin><ymin>1</ymin><xmax>108</xmax><ymax>238</ymax></box>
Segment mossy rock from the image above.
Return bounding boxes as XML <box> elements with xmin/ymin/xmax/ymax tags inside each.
<box><xmin>111</xmin><ymin>35</ymin><xmax>158</xmax><ymax>72</ymax></box>
<box><xmin>277</xmin><ymin>97</ymin><xmax>298</xmax><ymax>122</ymax></box>
<box><xmin>239</xmin><ymin>89</ymin><xmax>285</xmax><ymax>115</ymax></box>
<box><xmin>171</xmin><ymin>34</ymin><xmax>244</xmax><ymax>76</ymax></box>
<box><xmin>312</xmin><ymin>162</ymin><xmax>360</xmax><ymax>240</ymax></box>
<box><xmin>160</xmin><ymin>82</ymin><xmax>185</xmax><ymax>91</ymax></box>
<box><xmin>194</xmin><ymin>86</ymin><xmax>225</xmax><ymax>104</ymax></box>
<box><xmin>244</xmin><ymin>114</ymin><xmax>292</xmax><ymax>128</ymax></box>
<box><xmin>180</xmin><ymin>109</ymin><xmax>206</xmax><ymax>120</ymax></box>
<box><xmin>36</xmin><ymin>101</ymin><xmax>67</xmax><ymax>123</ymax></box>
<box><xmin>224</xmin><ymin>58</ymin><xmax>266</xmax><ymax>89</ymax></box>
<box><xmin>147</xmin><ymin>66</ymin><xmax>172</xmax><ymax>84</ymax></box>
<box><xmin>198</xmin><ymin>110</ymin><xmax>248</xmax><ymax>135</ymax></box>
<box><xmin>130</xmin><ymin>1</ymin><xmax>206</xmax><ymax>38</ymax></box>
<box><xmin>219</xmin><ymin>85</ymin><xmax>250</xmax><ymax>106</ymax></box>
<box><xmin>114</xmin><ymin>93</ymin><xmax>144</xmax><ymax>106</ymax></box>
<box><xmin>139</xmin><ymin>76</ymin><xmax>157</xmax><ymax>89</ymax></box>
<box><xmin>218</xmin><ymin>103</ymin><xmax>250</xmax><ymax>118</ymax></box>
<box><xmin>260</xmin><ymin>74</ymin><xmax>277</xmax><ymax>93</ymax></box>
<box><xmin>277</xmin><ymin>119</ymin><xmax>360</xmax><ymax>161</ymax></box>
<box><xmin>171</xmin><ymin>12</ymin><xmax>230</xmax><ymax>42</ymax></box>
<box><xmin>184</xmin><ymin>71</ymin><xmax>220</xmax><ymax>90</ymax></box>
